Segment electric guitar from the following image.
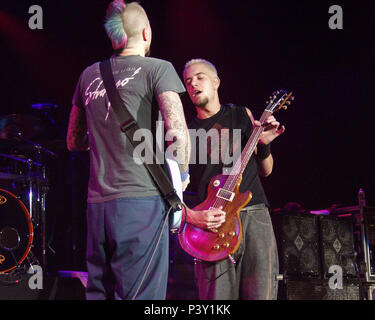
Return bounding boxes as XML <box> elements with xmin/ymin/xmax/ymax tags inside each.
<box><xmin>178</xmin><ymin>90</ymin><xmax>294</xmax><ymax>261</ymax></box>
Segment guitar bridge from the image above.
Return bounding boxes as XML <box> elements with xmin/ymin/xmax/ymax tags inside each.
<box><xmin>216</xmin><ymin>188</ymin><xmax>235</xmax><ymax>202</ymax></box>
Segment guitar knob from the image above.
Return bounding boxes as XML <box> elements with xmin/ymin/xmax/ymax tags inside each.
<box><xmin>213</xmin><ymin>244</ymin><xmax>220</xmax><ymax>250</ymax></box>
<box><xmin>222</xmin><ymin>242</ymin><xmax>230</xmax><ymax>248</ymax></box>
<box><xmin>213</xmin><ymin>180</ymin><xmax>220</xmax><ymax>187</ymax></box>
<box><xmin>218</xmin><ymin>232</ymin><xmax>225</xmax><ymax>238</ymax></box>
<box><xmin>228</xmin><ymin>231</ymin><xmax>235</xmax><ymax>237</ymax></box>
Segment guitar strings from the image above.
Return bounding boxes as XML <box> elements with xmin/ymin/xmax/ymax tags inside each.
<box><xmin>211</xmin><ymin>112</ymin><xmax>269</xmax><ymax>210</ymax></box>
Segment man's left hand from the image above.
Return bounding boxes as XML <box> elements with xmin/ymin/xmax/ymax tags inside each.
<box><xmin>254</xmin><ymin>115</ymin><xmax>285</xmax><ymax>145</ymax></box>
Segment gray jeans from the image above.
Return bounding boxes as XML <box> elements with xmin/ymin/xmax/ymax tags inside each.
<box><xmin>194</xmin><ymin>203</ymin><xmax>279</xmax><ymax>300</ymax></box>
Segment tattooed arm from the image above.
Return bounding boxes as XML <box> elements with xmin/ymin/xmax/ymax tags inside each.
<box><xmin>67</xmin><ymin>105</ymin><xmax>89</xmax><ymax>152</ymax></box>
<box><xmin>156</xmin><ymin>91</ymin><xmax>190</xmax><ymax>173</ymax></box>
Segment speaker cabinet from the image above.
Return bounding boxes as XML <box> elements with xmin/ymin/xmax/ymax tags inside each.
<box><xmin>286</xmin><ymin>278</ymin><xmax>360</xmax><ymax>300</ymax></box>
<box><xmin>274</xmin><ymin>212</ymin><xmax>321</xmax><ymax>278</ymax></box>
<box><xmin>319</xmin><ymin>215</ymin><xmax>356</xmax><ymax>278</ymax></box>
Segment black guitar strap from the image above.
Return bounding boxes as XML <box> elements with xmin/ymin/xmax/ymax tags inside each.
<box><xmin>99</xmin><ymin>59</ymin><xmax>182</xmax><ymax>212</ymax></box>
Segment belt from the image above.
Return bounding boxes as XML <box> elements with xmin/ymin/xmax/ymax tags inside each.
<box><xmin>240</xmin><ymin>203</ymin><xmax>267</xmax><ymax>212</ymax></box>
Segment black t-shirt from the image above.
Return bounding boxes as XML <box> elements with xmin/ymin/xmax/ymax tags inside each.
<box><xmin>187</xmin><ymin>104</ymin><xmax>269</xmax><ymax>208</ymax></box>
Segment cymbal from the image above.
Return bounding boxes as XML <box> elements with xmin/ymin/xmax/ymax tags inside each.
<box><xmin>0</xmin><ymin>114</ymin><xmax>44</xmax><ymax>140</ymax></box>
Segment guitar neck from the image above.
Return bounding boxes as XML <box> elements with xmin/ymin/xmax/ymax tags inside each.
<box><xmin>223</xmin><ymin>110</ymin><xmax>272</xmax><ymax>191</ymax></box>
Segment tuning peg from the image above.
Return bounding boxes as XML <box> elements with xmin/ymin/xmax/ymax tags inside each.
<box><xmin>282</xmin><ymin>106</ymin><xmax>288</xmax><ymax>110</ymax></box>
<box><xmin>286</xmin><ymin>101</ymin><xmax>291</xmax><ymax>105</ymax></box>
<box><xmin>290</xmin><ymin>96</ymin><xmax>295</xmax><ymax>101</ymax></box>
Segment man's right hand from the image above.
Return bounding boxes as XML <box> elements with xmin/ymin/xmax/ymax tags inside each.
<box><xmin>186</xmin><ymin>206</ymin><xmax>226</xmax><ymax>231</ymax></box>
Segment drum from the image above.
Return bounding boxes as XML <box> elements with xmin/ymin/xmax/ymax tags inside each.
<box><xmin>0</xmin><ymin>188</ymin><xmax>33</xmax><ymax>273</ymax></box>
<box><xmin>0</xmin><ymin>153</ymin><xmax>43</xmax><ymax>222</ymax></box>
<box><xmin>0</xmin><ymin>153</ymin><xmax>30</xmax><ymax>178</ymax></box>
<box><xmin>0</xmin><ymin>154</ymin><xmax>29</xmax><ymax>197</ymax></box>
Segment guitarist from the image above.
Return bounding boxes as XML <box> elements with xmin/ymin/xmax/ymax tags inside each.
<box><xmin>182</xmin><ymin>59</ymin><xmax>285</xmax><ymax>300</ymax></box>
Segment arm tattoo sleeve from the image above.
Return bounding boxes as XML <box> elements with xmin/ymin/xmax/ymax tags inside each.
<box><xmin>66</xmin><ymin>105</ymin><xmax>89</xmax><ymax>152</ymax></box>
<box><xmin>157</xmin><ymin>91</ymin><xmax>190</xmax><ymax>172</ymax></box>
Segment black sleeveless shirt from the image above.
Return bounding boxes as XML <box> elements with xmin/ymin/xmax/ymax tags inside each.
<box><xmin>187</xmin><ymin>104</ymin><xmax>269</xmax><ymax>208</ymax></box>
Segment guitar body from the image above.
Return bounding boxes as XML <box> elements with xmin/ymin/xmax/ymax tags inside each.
<box><xmin>178</xmin><ymin>173</ymin><xmax>252</xmax><ymax>262</ymax></box>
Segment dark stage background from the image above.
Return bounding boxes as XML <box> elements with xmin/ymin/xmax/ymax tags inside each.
<box><xmin>0</xmin><ymin>0</ymin><xmax>374</xmax><ymax>273</ymax></box>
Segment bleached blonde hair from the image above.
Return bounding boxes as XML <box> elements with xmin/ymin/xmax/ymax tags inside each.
<box><xmin>183</xmin><ymin>58</ymin><xmax>218</xmax><ymax>76</ymax></box>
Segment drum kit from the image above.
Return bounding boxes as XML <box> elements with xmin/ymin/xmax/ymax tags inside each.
<box><xmin>0</xmin><ymin>113</ymin><xmax>58</xmax><ymax>275</ymax></box>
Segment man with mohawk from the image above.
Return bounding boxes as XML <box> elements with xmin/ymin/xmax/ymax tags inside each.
<box><xmin>67</xmin><ymin>1</ymin><xmax>191</xmax><ymax>300</ymax></box>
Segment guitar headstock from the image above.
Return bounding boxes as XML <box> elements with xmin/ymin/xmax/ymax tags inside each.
<box><xmin>265</xmin><ymin>89</ymin><xmax>294</xmax><ymax>114</ymax></box>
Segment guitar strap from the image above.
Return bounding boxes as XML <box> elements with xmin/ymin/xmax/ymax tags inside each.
<box><xmin>99</xmin><ymin>59</ymin><xmax>182</xmax><ymax>213</ymax></box>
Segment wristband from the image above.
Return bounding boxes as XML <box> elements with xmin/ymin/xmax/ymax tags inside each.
<box><xmin>257</xmin><ymin>143</ymin><xmax>271</xmax><ymax>160</ymax></box>
<box><xmin>181</xmin><ymin>167</ymin><xmax>189</xmax><ymax>182</ymax></box>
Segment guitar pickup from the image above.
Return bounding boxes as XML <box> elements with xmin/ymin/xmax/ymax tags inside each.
<box><xmin>216</xmin><ymin>188</ymin><xmax>235</xmax><ymax>202</ymax></box>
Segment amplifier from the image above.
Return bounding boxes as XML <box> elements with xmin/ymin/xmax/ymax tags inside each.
<box><xmin>272</xmin><ymin>210</ymin><xmax>359</xmax><ymax>280</ymax></box>
<box><xmin>319</xmin><ymin>215</ymin><xmax>357</xmax><ymax>278</ymax></box>
<box><xmin>272</xmin><ymin>212</ymin><xmax>321</xmax><ymax>278</ymax></box>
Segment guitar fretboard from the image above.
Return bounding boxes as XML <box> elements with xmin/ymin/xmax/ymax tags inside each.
<box><xmin>211</xmin><ymin>110</ymin><xmax>272</xmax><ymax>209</ymax></box>
<box><xmin>210</xmin><ymin>89</ymin><xmax>292</xmax><ymax>210</ymax></box>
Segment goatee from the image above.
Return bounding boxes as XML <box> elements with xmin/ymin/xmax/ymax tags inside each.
<box><xmin>195</xmin><ymin>97</ymin><xmax>209</xmax><ymax>109</ymax></box>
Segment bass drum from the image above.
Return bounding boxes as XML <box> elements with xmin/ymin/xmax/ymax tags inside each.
<box><xmin>0</xmin><ymin>188</ymin><xmax>33</xmax><ymax>273</ymax></box>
